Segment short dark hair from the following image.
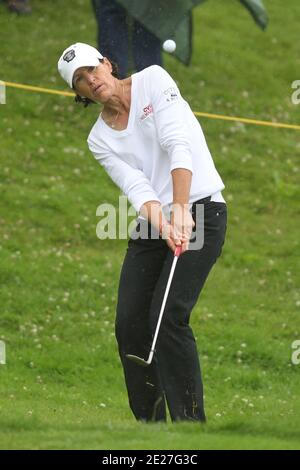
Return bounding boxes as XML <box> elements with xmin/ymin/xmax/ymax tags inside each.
<box><xmin>74</xmin><ymin>58</ymin><xmax>120</xmax><ymax>108</ymax></box>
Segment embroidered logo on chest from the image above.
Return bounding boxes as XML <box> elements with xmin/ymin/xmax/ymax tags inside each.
<box><xmin>140</xmin><ymin>104</ymin><xmax>153</xmax><ymax>122</ymax></box>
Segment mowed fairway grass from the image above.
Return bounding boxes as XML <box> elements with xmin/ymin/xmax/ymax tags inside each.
<box><xmin>0</xmin><ymin>0</ymin><xmax>300</xmax><ymax>450</ymax></box>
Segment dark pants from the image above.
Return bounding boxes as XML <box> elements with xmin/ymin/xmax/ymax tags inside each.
<box><xmin>92</xmin><ymin>0</ymin><xmax>162</xmax><ymax>78</ymax></box>
<box><xmin>116</xmin><ymin>198</ymin><xmax>227</xmax><ymax>422</ymax></box>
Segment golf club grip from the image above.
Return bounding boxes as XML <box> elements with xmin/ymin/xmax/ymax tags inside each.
<box><xmin>174</xmin><ymin>245</ymin><xmax>182</xmax><ymax>257</ymax></box>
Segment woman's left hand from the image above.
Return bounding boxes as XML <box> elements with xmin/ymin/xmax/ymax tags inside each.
<box><xmin>170</xmin><ymin>204</ymin><xmax>195</xmax><ymax>254</ymax></box>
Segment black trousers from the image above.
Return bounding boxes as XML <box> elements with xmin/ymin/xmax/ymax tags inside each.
<box><xmin>116</xmin><ymin>198</ymin><xmax>227</xmax><ymax>422</ymax></box>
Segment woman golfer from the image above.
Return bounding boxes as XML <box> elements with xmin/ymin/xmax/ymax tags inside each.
<box><xmin>58</xmin><ymin>43</ymin><xmax>227</xmax><ymax>423</ymax></box>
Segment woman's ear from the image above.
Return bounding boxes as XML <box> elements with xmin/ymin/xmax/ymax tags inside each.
<box><xmin>103</xmin><ymin>57</ymin><xmax>113</xmax><ymax>73</ymax></box>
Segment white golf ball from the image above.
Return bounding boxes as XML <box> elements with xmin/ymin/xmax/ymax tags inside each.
<box><xmin>163</xmin><ymin>39</ymin><xmax>176</xmax><ymax>54</ymax></box>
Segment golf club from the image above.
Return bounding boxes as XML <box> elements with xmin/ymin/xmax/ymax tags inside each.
<box><xmin>126</xmin><ymin>245</ymin><xmax>182</xmax><ymax>367</ymax></box>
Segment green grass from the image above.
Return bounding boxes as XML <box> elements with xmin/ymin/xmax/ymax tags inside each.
<box><xmin>0</xmin><ymin>0</ymin><xmax>300</xmax><ymax>450</ymax></box>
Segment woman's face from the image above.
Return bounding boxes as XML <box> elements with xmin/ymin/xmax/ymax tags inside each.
<box><xmin>72</xmin><ymin>59</ymin><xmax>116</xmax><ymax>103</ymax></box>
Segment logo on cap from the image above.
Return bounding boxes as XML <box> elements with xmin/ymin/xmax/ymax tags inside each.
<box><xmin>63</xmin><ymin>49</ymin><xmax>76</xmax><ymax>63</ymax></box>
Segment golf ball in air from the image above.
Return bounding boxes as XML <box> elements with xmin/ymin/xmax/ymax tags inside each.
<box><xmin>163</xmin><ymin>39</ymin><xmax>176</xmax><ymax>54</ymax></box>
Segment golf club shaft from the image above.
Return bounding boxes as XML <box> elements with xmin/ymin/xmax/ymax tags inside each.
<box><xmin>126</xmin><ymin>246</ymin><xmax>182</xmax><ymax>366</ymax></box>
<box><xmin>147</xmin><ymin>246</ymin><xmax>181</xmax><ymax>363</ymax></box>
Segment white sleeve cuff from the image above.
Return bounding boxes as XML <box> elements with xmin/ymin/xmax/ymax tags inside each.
<box><xmin>169</xmin><ymin>148</ymin><xmax>193</xmax><ymax>174</ymax></box>
<box><xmin>129</xmin><ymin>190</ymin><xmax>161</xmax><ymax>213</ymax></box>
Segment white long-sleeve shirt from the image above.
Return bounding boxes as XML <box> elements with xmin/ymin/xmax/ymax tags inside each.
<box><xmin>87</xmin><ymin>65</ymin><xmax>225</xmax><ymax>212</ymax></box>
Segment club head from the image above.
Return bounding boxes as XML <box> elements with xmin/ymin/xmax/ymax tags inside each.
<box><xmin>126</xmin><ymin>354</ymin><xmax>150</xmax><ymax>367</ymax></box>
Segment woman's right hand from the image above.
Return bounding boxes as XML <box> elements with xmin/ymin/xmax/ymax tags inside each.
<box><xmin>140</xmin><ymin>200</ymin><xmax>193</xmax><ymax>254</ymax></box>
<box><xmin>160</xmin><ymin>206</ymin><xmax>195</xmax><ymax>254</ymax></box>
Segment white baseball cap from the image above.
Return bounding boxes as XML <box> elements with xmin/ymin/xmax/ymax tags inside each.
<box><xmin>58</xmin><ymin>42</ymin><xmax>103</xmax><ymax>89</ymax></box>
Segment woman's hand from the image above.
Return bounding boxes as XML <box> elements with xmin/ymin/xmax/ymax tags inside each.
<box><xmin>161</xmin><ymin>204</ymin><xmax>195</xmax><ymax>254</ymax></box>
<box><xmin>140</xmin><ymin>199</ymin><xmax>195</xmax><ymax>254</ymax></box>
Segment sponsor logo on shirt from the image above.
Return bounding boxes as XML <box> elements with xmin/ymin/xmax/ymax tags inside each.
<box><xmin>164</xmin><ymin>86</ymin><xmax>179</xmax><ymax>102</ymax></box>
<box><xmin>140</xmin><ymin>103</ymin><xmax>153</xmax><ymax>122</ymax></box>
